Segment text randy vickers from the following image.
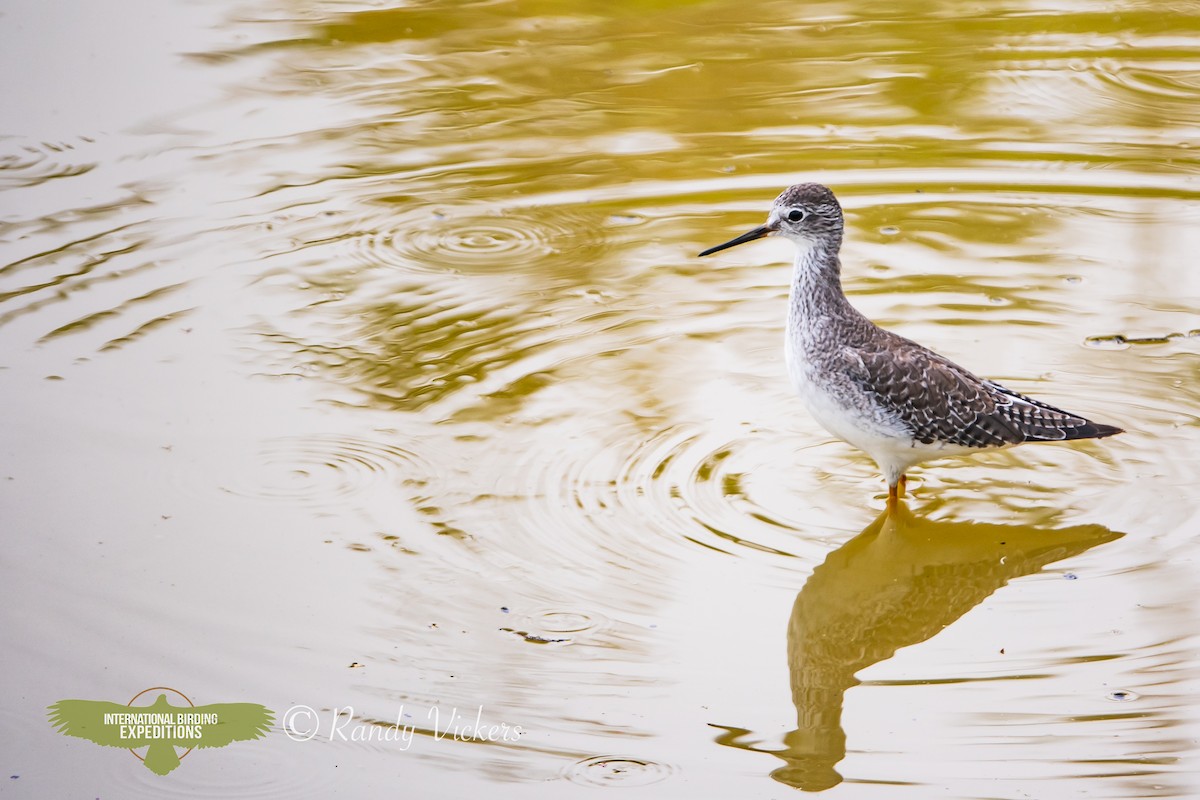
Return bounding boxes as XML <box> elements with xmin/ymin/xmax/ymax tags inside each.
<box><xmin>289</xmin><ymin>704</ymin><xmax>523</xmax><ymax>749</ymax></box>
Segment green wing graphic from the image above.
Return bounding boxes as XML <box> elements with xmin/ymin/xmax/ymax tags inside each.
<box><xmin>48</xmin><ymin>700</ymin><xmax>142</xmax><ymax>748</ymax></box>
<box><xmin>192</xmin><ymin>703</ymin><xmax>274</xmax><ymax>748</ymax></box>
<box><xmin>48</xmin><ymin>694</ymin><xmax>274</xmax><ymax>775</ymax></box>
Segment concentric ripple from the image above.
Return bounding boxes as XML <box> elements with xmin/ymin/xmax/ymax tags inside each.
<box><xmin>339</xmin><ymin>203</ymin><xmax>611</xmax><ymax>276</ymax></box>
<box><xmin>562</xmin><ymin>755</ymin><xmax>675</xmax><ymax>787</ymax></box>
<box><xmin>530</xmin><ymin>609</ymin><xmax>607</xmax><ymax>634</ymax></box>
<box><xmin>223</xmin><ymin>433</ymin><xmax>436</xmax><ymax>506</ymax></box>
<box><xmin>480</xmin><ymin>417</ymin><xmax>851</xmax><ymax>597</ymax></box>
<box><xmin>114</xmin><ymin>738</ymin><xmax>337</xmax><ymax>800</ymax></box>
<box><xmin>498</xmin><ymin>608</ymin><xmax>612</xmax><ymax>645</ymax></box>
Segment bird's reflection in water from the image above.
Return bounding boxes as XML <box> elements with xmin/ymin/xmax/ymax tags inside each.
<box><xmin>714</xmin><ymin>500</ymin><xmax>1122</xmax><ymax>792</ymax></box>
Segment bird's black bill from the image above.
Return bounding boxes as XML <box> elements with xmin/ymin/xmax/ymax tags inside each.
<box><xmin>698</xmin><ymin>224</ymin><xmax>773</xmax><ymax>257</ymax></box>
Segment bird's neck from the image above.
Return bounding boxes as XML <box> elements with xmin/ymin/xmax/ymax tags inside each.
<box><xmin>787</xmin><ymin>237</ymin><xmax>857</xmax><ymax>336</ymax></box>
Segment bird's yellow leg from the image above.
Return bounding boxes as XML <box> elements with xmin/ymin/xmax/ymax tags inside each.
<box><xmin>887</xmin><ymin>474</ymin><xmax>907</xmax><ymax>509</ymax></box>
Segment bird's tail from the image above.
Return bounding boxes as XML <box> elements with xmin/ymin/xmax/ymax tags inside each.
<box><xmin>1066</xmin><ymin>421</ymin><xmax>1123</xmax><ymax>440</ymax></box>
<box><xmin>990</xmin><ymin>383</ymin><xmax>1124</xmax><ymax>442</ymax></box>
<box><xmin>143</xmin><ymin>742</ymin><xmax>182</xmax><ymax>776</ymax></box>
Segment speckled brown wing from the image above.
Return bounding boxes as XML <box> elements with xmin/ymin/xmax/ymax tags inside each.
<box><xmin>851</xmin><ymin>338</ymin><xmax>1122</xmax><ymax>448</ymax></box>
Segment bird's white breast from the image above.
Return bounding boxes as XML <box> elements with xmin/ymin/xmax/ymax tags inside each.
<box><xmin>786</xmin><ymin>328</ymin><xmax>902</xmax><ymax>445</ymax></box>
<box><xmin>785</xmin><ymin>318</ymin><xmax>985</xmax><ymax>482</ymax></box>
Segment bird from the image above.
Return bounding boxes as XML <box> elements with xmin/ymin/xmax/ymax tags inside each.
<box><xmin>698</xmin><ymin>183</ymin><xmax>1122</xmax><ymax>502</ymax></box>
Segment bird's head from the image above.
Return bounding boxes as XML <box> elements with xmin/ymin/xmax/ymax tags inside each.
<box><xmin>698</xmin><ymin>182</ymin><xmax>843</xmax><ymax>257</ymax></box>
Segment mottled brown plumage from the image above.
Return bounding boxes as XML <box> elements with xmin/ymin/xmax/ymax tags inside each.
<box><xmin>853</xmin><ymin>330</ymin><xmax>1122</xmax><ymax>447</ymax></box>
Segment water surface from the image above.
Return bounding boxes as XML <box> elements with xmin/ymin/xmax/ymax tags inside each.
<box><xmin>3</xmin><ymin>0</ymin><xmax>1199</xmax><ymax>797</ymax></box>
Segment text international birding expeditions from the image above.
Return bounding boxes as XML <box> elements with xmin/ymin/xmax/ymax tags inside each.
<box><xmin>102</xmin><ymin>708</ymin><xmax>218</xmax><ymax>740</ymax></box>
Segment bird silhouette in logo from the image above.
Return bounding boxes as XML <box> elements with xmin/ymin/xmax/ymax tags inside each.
<box><xmin>48</xmin><ymin>692</ymin><xmax>274</xmax><ymax>775</ymax></box>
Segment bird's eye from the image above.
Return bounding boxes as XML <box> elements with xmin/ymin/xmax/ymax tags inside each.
<box><xmin>787</xmin><ymin>209</ymin><xmax>807</xmax><ymax>222</ymax></box>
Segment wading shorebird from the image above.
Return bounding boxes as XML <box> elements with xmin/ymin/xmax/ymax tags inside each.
<box><xmin>699</xmin><ymin>183</ymin><xmax>1122</xmax><ymax>502</ymax></box>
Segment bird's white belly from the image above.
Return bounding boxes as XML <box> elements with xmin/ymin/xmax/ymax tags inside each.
<box><xmin>786</xmin><ymin>336</ymin><xmax>978</xmax><ymax>481</ymax></box>
<box><xmin>794</xmin><ymin>368</ymin><xmax>909</xmax><ymax>453</ymax></box>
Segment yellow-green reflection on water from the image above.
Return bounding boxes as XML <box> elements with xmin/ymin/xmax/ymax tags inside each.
<box><xmin>717</xmin><ymin>502</ymin><xmax>1122</xmax><ymax>791</ymax></box>
<box><xmin>3</xmin><ymin>0</ymin><xmax>1200</xmax><ymax>797</ymax></box>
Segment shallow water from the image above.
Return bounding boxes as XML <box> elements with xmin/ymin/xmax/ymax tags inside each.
<box><xmin>3</xmin><ymin>0</ymin><xmax>1200</xmax><ymax>797</ymax></box>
